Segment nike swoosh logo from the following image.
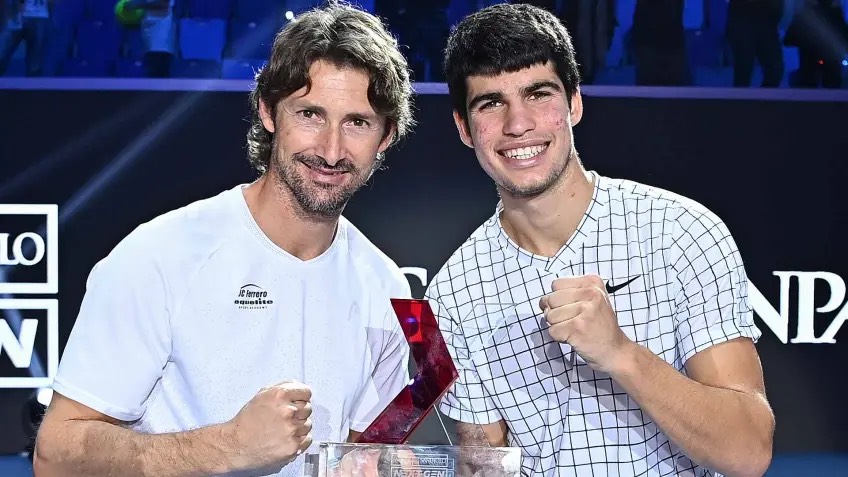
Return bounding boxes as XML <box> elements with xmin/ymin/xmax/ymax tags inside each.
<box><xmin>605</xmin><ymin>276</ymin><xmax>639</xmax><ymax>294</ymax></box>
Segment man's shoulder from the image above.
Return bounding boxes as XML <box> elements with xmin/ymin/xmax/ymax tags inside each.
<box><xmin>96</xmin><ymin>187</ymin><xmax>242</xmax><ymax>275</ymax></box>
<box><xmin>599</xmin><ymin>175</ymin><xmax>729</xmax><ymax>231</ymax></box>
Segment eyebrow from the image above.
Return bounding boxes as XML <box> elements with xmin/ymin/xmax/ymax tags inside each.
<box><xmin>292</xmin><ymin>101</ymin><xmax>379</xmax><ymax>122</ymax></box>
<box><xmin>467</xmin><ymin>92</ymin><xmax>504</xmax><ymax>111</ymax></box>
<box><xmin>467</xmin><ymin>80</ymin><xmax>563</xmax><ymax>111</ymax></box>
<box><xmin>521</xmin><ymin>80</ymin><xmax>562</xmax><ymax>96</ymax></box>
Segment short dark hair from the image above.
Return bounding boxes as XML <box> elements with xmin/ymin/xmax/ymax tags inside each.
<box><xmin>444</xmin><ymin>3</ymin><xmax>580</xmax><ymax>122</ymax></box>
<box><xmin>247</xmin><ymin>1</ymin><xmax>414</xmax><ymax>174</ymax></box>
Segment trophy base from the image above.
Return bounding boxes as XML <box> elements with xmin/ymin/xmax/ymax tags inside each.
<box><xmin>305</xmin><ymin>442</ymin><xmax>522</xmax><ymax>477</ymax></box>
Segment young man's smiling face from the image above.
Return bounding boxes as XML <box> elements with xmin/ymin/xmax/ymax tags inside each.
<box><xmin>455</xmin><ymin>61</ymin><xmax>583</xmax><ymax>198</ymax></box>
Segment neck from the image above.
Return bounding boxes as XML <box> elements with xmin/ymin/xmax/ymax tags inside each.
<box><xmin>243</xmin><ymin>174</ymin><xmax>339</xmax><ymax>261</ymax></box>
<box><xmin>499</xmin><ymin>153</ymin><xmax>594</xmax><ymax>257</ymax></box>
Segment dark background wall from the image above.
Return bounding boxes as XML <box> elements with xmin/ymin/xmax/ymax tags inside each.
<box><xmin>1</xmin><ymin>87</ymin><xmax>847</xmax><ymax>464</ymax></box>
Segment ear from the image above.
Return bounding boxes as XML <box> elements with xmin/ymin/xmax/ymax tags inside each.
<box><xmin>377</xmin><ymin>121</ymin><xmax>396</xmax><ymax>155</ymax></box>
<box><xmin>259</xmin><ymin>99</ymin><xmax>276</xmax><ymax>133</ymax></box>
<box><xmin>569</xmin><ymin>88</ymin><xmax>584</xmax><ymax>126</ymax></box>
<box><xmin>452</xmin><ymin>110</ymin><xmax>474</xmax><ymax>149</ymax></box>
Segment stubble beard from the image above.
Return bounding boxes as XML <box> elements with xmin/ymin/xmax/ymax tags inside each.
<box><xmin>271</xmin><ymin>148</ymin><xmax>374</xmax><ymax>220</ymax></box>
<box><xmin>498</xmin><ymin>148</ymin><xmax>574</xmax><ymax>199</ymax></box>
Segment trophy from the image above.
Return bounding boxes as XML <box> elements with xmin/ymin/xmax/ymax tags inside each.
<box><xmin>304</xmin><ymin>299</ymin><xmax>522</xmax><ymax>477</ymax></box>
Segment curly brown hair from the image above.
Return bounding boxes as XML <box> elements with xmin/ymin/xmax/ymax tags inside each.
<box><xmin>246</xmin><ymin>1</ymin><xmax>414</xmax><ymax>174</ymax></box>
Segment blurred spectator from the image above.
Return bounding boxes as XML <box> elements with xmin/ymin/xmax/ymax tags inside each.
<box><xmin>631</xmin><ymin>0</ymin><xmax>690</xmax><ymax>85</ymax></box>
<box><xmin>118</xmin><ymin>0</ymin><xmax>176</xmax><ymax>78</ymax></box>
<box><xmin>726</xmin><ymin>0</ymin><xmax>784</xmax><ymax>87</ymax></box>
<box><xmin>562</xmin><ymin>0</ymin><xmax>617</xmax><ymax>84</ymax></box>
<box><xmin>784</xmin><ymin>0</ymin><xmax>848</xmax><ymax>88</ymax></box>
<box><xmin>1</xmin><ymin>0</ymin><xmax>845</xmax><ymax>86</ymax></box>
<box><xmin>0</xmin><ymin>0</ymin><xmax>51</xmax><ymax>77</ymax></box>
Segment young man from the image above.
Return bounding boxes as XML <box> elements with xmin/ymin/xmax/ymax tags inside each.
<box><xmin>33</xmin><ymin>4</ymin><xmax>414</xmax><ymax>477</ymax></box>
<box><xmin>426</xmin><ymin>4</ymin><xmax>775</xmax><ymax>477</ymax></box>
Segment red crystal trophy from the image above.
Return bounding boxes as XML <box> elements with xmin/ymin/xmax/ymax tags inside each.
<box><xmin>307</xmin><ymin>299</ymin><xmax>522</xmax><ymax>477</ymax></box>
<box><xmin>355</xmin><ymin>298</ymin><xmax>459</xmax><ymax>444</ymax></box>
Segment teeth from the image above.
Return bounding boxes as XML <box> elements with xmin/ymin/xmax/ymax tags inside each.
<box><xmin>503</xmin><ymin>144</ymin><xmax>546</xmax><ymax>160</ymax></box>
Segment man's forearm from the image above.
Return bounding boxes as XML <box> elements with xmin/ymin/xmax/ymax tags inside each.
<box><xmin>35</xmin><ymin>419</ymin><xmax>236</xmax><ymax>477</ymax></box>
<box><xmin>608</xmin><ymin>343</ymin><xmax>773</xmax><ymax>477</ymax></box>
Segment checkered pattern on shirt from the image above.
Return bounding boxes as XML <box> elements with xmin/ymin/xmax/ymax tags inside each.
<box><xmin>425</xmin><ymin>174</ymin><xmax>761</xmax><ymax>477</ymax></box>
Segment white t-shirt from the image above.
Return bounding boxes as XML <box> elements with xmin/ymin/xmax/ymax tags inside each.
<box><xmin>53</xmin><ymin>184</ymin><xmax>411</xmax><ymax>477</ymax></box>
<box><xmin>426</xmin><ymin>173</ymin><xmax>761</xmax><ymax>477</ymax></box>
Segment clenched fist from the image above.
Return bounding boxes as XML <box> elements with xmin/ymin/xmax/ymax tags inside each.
<box><xmin>538</xmin><ymin>275</ymin><xmax>634</xmax><ymax>373</ymax></box>
<box><xmin>224</xmin><ymin>381</ymin><xmax>313</xmax><ymax>474</ymax></box>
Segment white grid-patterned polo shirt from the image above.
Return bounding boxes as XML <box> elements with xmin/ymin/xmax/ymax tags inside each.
<box><xmin>425</xmin><ymin>172</ymin><xmax>761</xmax><ymax>477</ymax></box>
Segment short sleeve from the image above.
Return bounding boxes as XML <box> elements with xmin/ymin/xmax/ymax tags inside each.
<box><xmin>426</xmin><ymin>292</ymin><xmax>502</xmax><ymax>425</ymax></box>
<box><xmin>670</xmin><ymin>209</ymin><xmax>762</xmax><ymax>365</ymax></box>
<box><xmin>52</xmin><ymin>239</ymin><xmax>172</xmax><ymax>421</ymax></box>
<box><xmin>349</xmin><ymin>271</ymin><xmax>413</xmax><ymax>431</ymax></box>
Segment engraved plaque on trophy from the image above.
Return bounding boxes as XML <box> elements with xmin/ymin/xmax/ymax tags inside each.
<box><xmin>304</xmin><ymin>299</ymin><xmax>522</xmax><ymax>477</ymax></box>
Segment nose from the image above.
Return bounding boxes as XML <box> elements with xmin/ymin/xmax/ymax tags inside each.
<box><xmin>503</xmin><ymin>102</ymin><xmax>535</xmax><ymax>137</ymax></box>
<box><xmin>318</xmin><ymin>125</ymin><xmax>345</xmax><ymax>166</ymax></box>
